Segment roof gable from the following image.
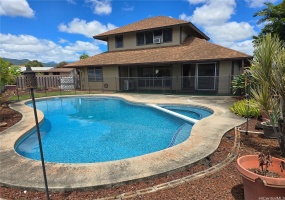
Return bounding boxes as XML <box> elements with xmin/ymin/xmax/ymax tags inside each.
<box><xmin>94</xmin><ymin>16</ymin><xmax>209</xmax><ymax>41</ymax></box>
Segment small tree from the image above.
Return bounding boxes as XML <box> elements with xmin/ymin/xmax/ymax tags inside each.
<box><xmin>0</xmin><ymin>58</ymin><xmax>21</xmax><ymax>106</ymax></box>
<box><xmin>55</xmin><ymin>61</ymin><xmax>68</xmax><ymax>68</ymax></box>
<box><xmin>0</xmin><ymin>58</ymin><xmax>20</xmax><ymax>87</ymax></box>
<box><xmin>80</xmin><ymin>53</ymin><xmax>89</xmax><ymax>60</ymax></box>
<box><xmin>25</xmin><ymin>60</ymin><xmax>43</xmax><ymax>67</ymax></box>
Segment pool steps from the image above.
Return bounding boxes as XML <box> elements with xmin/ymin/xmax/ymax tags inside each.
<box><xmin>168</xmin><ymin>123</ymin><xmax>191</xmax><ymax>147</ymax></box>
<box><xmin>146</xmin><ymin>104</ymin><xmax>199</xmax><ymax>124</ymax></box>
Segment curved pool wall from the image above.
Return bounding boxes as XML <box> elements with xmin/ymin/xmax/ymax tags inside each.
<box><xmin>15</xmin><ymin>97</ymin><xmax>212</xmax><ymax>163</ymax></box>
<box><xmin>0</xmin><ymin>94</ymin><xmax>246</xmax><ymax>191</ymax></box>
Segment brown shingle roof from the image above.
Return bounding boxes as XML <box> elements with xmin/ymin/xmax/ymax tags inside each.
<box><xmin>94</xmin><ymin>16</ymin><xmax>209</xmax><ymax>41</ymax></box>
<box><xmin>66</xmin><ymin>37</ymin><xmax>252</xmax><ymax>67</ymax></box>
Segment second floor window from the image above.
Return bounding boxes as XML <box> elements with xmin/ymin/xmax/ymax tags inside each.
<box><xmin>136</xmin><ymin>28</ymin><xmax>172</xmax><ymax>46</ymax></box>
<box><xmin>115</xmin><ymin>35</ymin><xmax>123</xmax><ymax>48</ymax></box>
<box><xmin>137</xmin><ymin>33</ymin><xmax>145</xmax><ymax>45</ymax></box>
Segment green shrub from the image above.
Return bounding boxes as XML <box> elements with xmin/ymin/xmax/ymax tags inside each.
<box><xmin>232</xmin><ymin>74</ymin><xmax>246</xmax><ymax>95</ymax></box>
<box><xmin>229</xmin><ymin>99</ymin><xmax>261</xmax><ymax>118</ymax></box>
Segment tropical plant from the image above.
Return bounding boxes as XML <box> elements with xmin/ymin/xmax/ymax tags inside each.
<box><xmin>249</xmin><ymin>34</ymin><xmax>285</xmax><ymax>154</ymax></box>
<box><xmin>231</xmin><ymin>73</ymin><xmax>246</xmax><ymax>95</ymax></box>
<box><xmin>229</xmin><ymin>99</ymin><xmax>261</xmax><ymax>118</ymax></box>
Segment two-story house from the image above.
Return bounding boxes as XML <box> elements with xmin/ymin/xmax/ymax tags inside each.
<box><xmin>66</xmin><ymin>16</ymin><xmax>252</xmax><ymax>94</ymax></box>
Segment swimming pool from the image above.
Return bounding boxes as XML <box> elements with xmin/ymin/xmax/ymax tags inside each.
<box><xmin>15</xmin><ymin>97</ymin><xmax>212</xmax><ymax>163</ymax></box>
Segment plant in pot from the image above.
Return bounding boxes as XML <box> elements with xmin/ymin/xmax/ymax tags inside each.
<box><xmin>251</xmin><ymin>83</ymin><xmax>280</xmax><ymax>138</ymax></box>
<box><xmin>249</xmin><ymin>34</ymin><xmax>285</xmax><ymax>154</ymax></box>
<box><xmin>236</xmin><ymin>152</ymin><xmax>285</xmax><ymax>200</ymax></box>
<box><xmin>237</xmin><ymin>34</ymin><xmax>285</xmax><ymax>199</ymax></box>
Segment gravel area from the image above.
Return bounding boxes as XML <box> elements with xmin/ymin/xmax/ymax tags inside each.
<box><xmin>0</xmin><ymin>106</ymin><xmax>284</xmax><ymax>200</ymax></box>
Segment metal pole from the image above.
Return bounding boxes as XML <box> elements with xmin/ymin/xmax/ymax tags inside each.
<box><xmin>30</xmin><ymin>88</ymin><xmax>50</xmax><ymax>200</ymax></box>
<box><xmin>245</xmin><ymin>72</ymin><xmax>249</xmax><ymax>135</ymax></box>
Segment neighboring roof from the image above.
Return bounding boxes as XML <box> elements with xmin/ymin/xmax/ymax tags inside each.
<box><xmin>20</xmin><ymin>67</ymin><xmax>53</xmax><ymax>72</ymax></box>
<box><xmin>94</xmin><ymin>16</ymin><xmax>209</xmax><ymax>41</ymax></box>
<box><xmin>47</xmin><ymin>68</ymin><xmax>74</xmax><ymax>73</ymax></box>
<box><xmin>66</xmin><ymin>37</ymin><xmax>252</xmax><ymax>67</ymax></box>
<box><xmin>20</xmin><ymin>67</ymin><xmax>75</xmax><ymax>73</ymax></box>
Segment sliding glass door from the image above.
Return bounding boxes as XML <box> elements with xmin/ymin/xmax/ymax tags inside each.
<box><xmin>196</xmin><ymin>63</ymin><xmax>217</xmax><ymax>90</ymax></box>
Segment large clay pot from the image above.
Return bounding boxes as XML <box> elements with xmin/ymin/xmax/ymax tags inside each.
<box><xmin>237</xmin><ymin>155</ymin><xmax>285</xmax><ymax>200</ymax></box>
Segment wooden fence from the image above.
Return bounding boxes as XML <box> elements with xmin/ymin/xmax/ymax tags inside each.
<box><xmin>17</xmin><ymin>75</ymin><xmax>79</xmax><ymax>89</ymax></box>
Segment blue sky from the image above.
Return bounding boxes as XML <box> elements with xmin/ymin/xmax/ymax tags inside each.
<box><xmin>0</xmin><ymin>0</ymin><xmax>282</xmax><ymax>63</ymax></box>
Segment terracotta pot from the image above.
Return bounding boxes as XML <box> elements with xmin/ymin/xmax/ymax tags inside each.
<box><xmin>261</xmin><ymin>122</ymin><xmax>279</xmax><ymax>139</ymax></box>
<box><xmin>236</xmin><ymin>155</ymin><xmax>285</xmax><ymax>200</ymax></box>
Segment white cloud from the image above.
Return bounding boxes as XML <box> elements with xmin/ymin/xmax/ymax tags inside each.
<box><xmin>58</xmin><ymin>18</ymin><xmax>117</xmax><ymax>38</ymax></box>
<box><xmin>181</xmin><ymin>0</ymin><xmax>256</xmax><ymax>55</ymax></box>
<box><xmin>179</xmin><ymin>13</ymin><xmax>192</xmax><ymax>22</ymax></box>
<box><xmin>66</xmin><ymin>0</ymin><xmax>76</xmax><ymax>4</ymax></box>
<box><xmin>0</xmin><ymin>33</ymin><xmax>102</xmax><ymax>63</ymax></box>
<box><xmin>122</xmin><ymin>6</ymin><xmax>134</xmax><ymax>11</ymax></box>
<box><xmin>0</xmin><ymin>0</ymin><xmax>34</xmax><ymax>17</ymax></box>
<box><xmin>58</xmin><ymin>38</ymin><xmax>69</xmax><ymax>44</ymax></box>
<box><xmin>187</xmin><ymin>0</ymin><xmax>208</xmax><ymax>5</ymax></box>
<box><xmin>187</xmin><ymin>0</ymin><xmax>236</xmax><ymax>26</ymax></box>
<box><xmin>245</xmin><ymin>0</ymin><xmax>277</xmax><ymax>8</ymax></box>
<box><xmin>204</xmin><ymin>22</ymin><xmax>257</xmax><ymax>44</ymax></box>
<box><xmin>86</xmin><ymin>0</ymin><xmax>112</xmax><ymax>15</ymax></box>
<box><xmin>229</xmin><ymin>40</ymin><xmax>254</xmax><ymax>56</ymax></box>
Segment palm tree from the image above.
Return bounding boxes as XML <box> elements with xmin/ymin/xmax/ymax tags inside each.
<box><xmin>253</xmin><ymin>0</ymin><xmax>285</xmax><ymax>44</ymax></box>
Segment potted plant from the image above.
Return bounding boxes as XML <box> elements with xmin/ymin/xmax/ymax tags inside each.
<box><xmin>236</xmin><ymin>152</ymin><xmax>285</xmax><ymax>200</ymax></box>
<box><xmin>249</xmin><ymin>34</ymin><xmax>285</xmax><ymax>154</ymax></box>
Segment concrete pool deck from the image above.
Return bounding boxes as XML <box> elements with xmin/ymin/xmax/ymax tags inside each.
<box><xmin>0</xmin><ymin>94</ymin><xmax>245</xmax><ymax>191</ymax></box>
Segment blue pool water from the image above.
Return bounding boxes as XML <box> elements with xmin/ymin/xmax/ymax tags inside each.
<box><xmin>16</xmin><ymin>97</ymin><xmax>212</xmax><ymax>163</ymax></box>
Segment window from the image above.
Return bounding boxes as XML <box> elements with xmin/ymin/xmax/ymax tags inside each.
<box><xmin>137</xmin><ymin>32</ymin><xmax>145</xmax><ymax>45</ymax></box>
<box><xmin>115</xmin><ymin>35</ymin><xmax>123</xmax><ymax>48</ymax></box>
<box><xmin>53</xmin><ymin>72</ymin><xmax>60</xmax><ymax>75</ymax></box>
<box><xmin>136</xmin><ymin>28</ymin><xmax>172</xmax><ymax>45</ymax></box>
<box><xmin>142</xmin><ymin>67</ymin><xmax>153</xmax><ymax>77</ymax></box>
<box><xmin>88</xmin><ymin>67</ymin><xmax>103</xmax><ymax>82</ymax></box>
<box><xmin>145</xmin><ymin>31</ymin><xmax>153</xmax><ymax>44</ymax></box>
<box><xmin>154</xmin><ymin>30</ymin><xmax>162</xmax><ymax>37</ymax></box>
<box><xmin>163</xmin><ymin>28</ymin><xmax>172</xmax><ymax>42</ymax></box>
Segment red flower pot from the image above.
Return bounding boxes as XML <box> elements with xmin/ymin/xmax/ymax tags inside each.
<box><xmin>236</xmin><ymin>155</ymin><xmax>285</xmax><ymax>200</ymax></box>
